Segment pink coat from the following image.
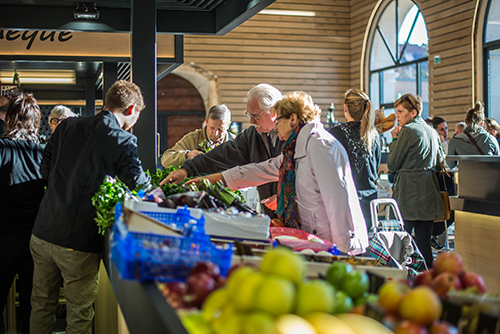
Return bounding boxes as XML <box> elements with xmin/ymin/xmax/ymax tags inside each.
<box><xmin>223</xmin><ymin>121</ymin><xmax>369</xmax><ymax>254</ymax></box>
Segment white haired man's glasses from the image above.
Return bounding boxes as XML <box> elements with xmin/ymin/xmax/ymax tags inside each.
<box><xmin>245</xmin><ymin>108</ymin><xmax>269</xmax><ymax>121</ymax></box>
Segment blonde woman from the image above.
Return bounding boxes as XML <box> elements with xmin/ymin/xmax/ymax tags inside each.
<box><xmin>187</xmin><ymin>91</ymin><xmax>369</xmax><ymax>255</ymax></box>
<box><xmin>387</xmin><ymin>93</ymin><xmax>444</xmax><ymax>268</ymax></box>
<box><xmin>329</xmin><ymin>89</ymin><xmax>380</xmax><ymax>231</ymax></box>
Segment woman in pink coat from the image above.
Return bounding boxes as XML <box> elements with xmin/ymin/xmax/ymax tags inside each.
<box><xmin>188</xmin><ymin>91</ymin><xmax>368</xmax><ymax>254</ymax></box>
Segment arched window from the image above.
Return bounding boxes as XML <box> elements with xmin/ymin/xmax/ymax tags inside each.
<box><xmin>484</xmin><ymin>0</ymin><xmax>500</xmax><ymax>120</ymax></box>
<box><xmin>368</xmin><ymin>0</ymin><xmax>429</xmax><ymax>141</ymax></box>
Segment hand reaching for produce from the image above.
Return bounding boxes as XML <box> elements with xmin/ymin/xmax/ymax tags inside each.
<box><xmin>160</xmin><ymin>168</ymin><xmax>188</xmax><ymax>186</ymax></box>
<box><xmin>186</xmin><ymin>150</ymin><xmax>203</xmax><ymax>159</ymax></box>
<box><xmin>260</xmin><ymin>195</ymin><xmax>277</xmax><ymax>210</ymax></box>
<box><xmin>185</xmin><ymin>173</ymin><xmax>223</xmax><ymax>186</ymax></box>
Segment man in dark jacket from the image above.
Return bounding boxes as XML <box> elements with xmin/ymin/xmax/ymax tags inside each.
<box><xmin>30</xmin><ymin>80</ymin><xmax>150</xmax><ymax>334</ymax></box>
<box><xmin>163</xmin><ymin>83</ymin><xmax>283</xmax><ymax>217</ymax></box>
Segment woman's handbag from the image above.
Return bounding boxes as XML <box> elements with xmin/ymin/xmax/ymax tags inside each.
<box><xmin>438</xmin><ymin>162</ymin><xmax>451</xmax><ymax>221</ymax></box>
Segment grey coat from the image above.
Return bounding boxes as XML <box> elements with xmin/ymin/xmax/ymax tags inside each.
<box><xmin>387</xmin><ymin>116</ymin><xmax>444</xmax><ymax>221</ymax></box>
<box><xmin>447</xmin><ymin>126</ymin><xmax>499</xmax><ymax>168</ymax></box>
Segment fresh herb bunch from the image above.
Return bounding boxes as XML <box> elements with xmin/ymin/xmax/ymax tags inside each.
<box><xmin>198</xmin><ymin>139</ymin><xmax>217</xmax><ymax>153</ymax></box>
<box><xmin>147</xmin><ymin>165</ymin><xmax>180</xmax><ymax>188</ymax></box>
<box><xmin>92</xmin><ymin>176</ymin><xmax>137</xmax><ymax>235</ymax></box>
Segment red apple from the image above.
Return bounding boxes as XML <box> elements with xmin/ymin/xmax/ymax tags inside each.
<box><xmin>460</xmin><ymin>271</ymin><xmax>487</xmax><ymax>293</ymax></box>
<box><xmin>394</xmin><ymin>320</ymin><xmax>428</xmax><ymax>334</ymax></box>
<box><xmin>183</xmin><ymin>272</ymin><xmax>216</xmax><ymax>308</ymax></box>
<box><xmin>429</xmin><ymin>321</ymin><xmax>459</xmax><ymax>334</ymax></box>
<box><xmin>190</xmin><ymin>261</ymin><xmax>221</xmax><ymax>280</ymax></box>
<box><xmin>413</xmin><ymin>269</ymin><xmax>435</xmax><ymax>287</ymax></box>
<box><xmin>431</xmin><ymin>272</ymin><xmax>462</xmax><ymax>297</ymax></box>
<box><xmin>433</xmin><ymin>252</ymin><xmax>463</xmax><ymax>276</ymax></box>
<box><xmin>162</xmin><ymin>281</ymin><xmax>187</xmax><ymax>309</ymax></box>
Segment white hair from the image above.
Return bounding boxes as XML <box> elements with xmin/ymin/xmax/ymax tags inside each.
<box><xmin>49</xmin><ymin>105</ymin><xmax>77</xmax><ymax>120</ymax></box>
<box><xmin>247</xmin><ymin>83</ymin><xmax>282</xmax><ymax>112</ymax></box>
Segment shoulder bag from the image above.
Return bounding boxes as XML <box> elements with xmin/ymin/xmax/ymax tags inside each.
<box><xmin>464</xmin><ymin>132</ymin><xmax>485</xmax><ymax>155</ymax></box>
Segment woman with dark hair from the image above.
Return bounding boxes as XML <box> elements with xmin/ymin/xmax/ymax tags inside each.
<box><xmin>329</xmin><ymin>88</ymin><xmax>381</xmax><ymax>232</ymax></box>
<box><xmin>387</xmin><ymin>93</ymin><xmax>444</xmax><ymax>268</ymax></box>
<box><xmin>0</xmin><ymin>94</ymin><xmax>45</xmax><ymax>334</ymax></box>
<box><xmin>448</xmin><ymin>102</ymin><xmax>499</xmax><ymax>168</ymax></box>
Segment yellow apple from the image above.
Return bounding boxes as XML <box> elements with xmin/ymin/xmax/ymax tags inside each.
<box><xmin>294</xmin><ymin>279</ymin><xmax>336</xmax><ymax>316</ymax></box>
<box><xmin>260</xmin><ymin>247</ymin><xmax>306</xmax><ymax>285</ymax></box>
<box><xmin>253</xmin><ymin>275</ymin><xmax>296</xmax><ymax>317</ymax></box>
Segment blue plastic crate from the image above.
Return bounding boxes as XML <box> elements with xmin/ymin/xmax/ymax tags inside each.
<box><xmin>111</xmin><ymin>202</ymin><xmax>232</xmax><ymax>282</ymax></box>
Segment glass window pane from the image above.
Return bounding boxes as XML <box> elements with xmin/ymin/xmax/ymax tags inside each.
<box><xmin>400</xmin><ymin>10</ymin><xmax>429</xmax><ymax>63</ymax></box>
<box><xmin>381</xmin><ymin>64</ymin><xmax>417</xmax><ymax>105</ymax></box>
<box><xmin>420</xmin><ymin>61</ymin><xmax>429</xmax><ymax>120</ymax></box>
<box><xmin>370</xmin><ymin>30</ymin><xmax>396</xmax><ymax>71</ymax></box>
<box><xmin>370</xmin><ymin>72</ymin><xmax>380</xmax><ymax>108</ymax></box>
<box><xmin>377</xmin><ymin>1</ymin><xmax>397</xmax><ymax>62</ymax></box>
<box><xmin>488</xmin><ymin>48</ymin><xmax>500</xmax><ymax>120</ymax></box>
<box><xmin>486</xmin><ymin>0</ymin><xmax>500</xmax><ymax>43</ymax></box>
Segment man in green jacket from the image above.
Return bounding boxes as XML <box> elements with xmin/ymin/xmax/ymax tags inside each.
<box><xmin>161</xmin><ymin>104</ymin><xmax>235</xmax><ymax>168</ymax></box>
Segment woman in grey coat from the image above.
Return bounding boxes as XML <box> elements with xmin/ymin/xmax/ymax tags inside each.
<box><xmin>387</xmin><ymin>94</ymin><xmax>444</xmax><ymax>268</ymax></box>
<box><xmin>448</xmin><ymin>102</ymin><xmax>499</xmax><ymax>169</ymax></box>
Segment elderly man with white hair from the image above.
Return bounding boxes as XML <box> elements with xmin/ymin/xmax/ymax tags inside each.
<box><xmin>48</xmin><ymin>105</ymin><xmax>77</xmax><ymax>133</ymax></box>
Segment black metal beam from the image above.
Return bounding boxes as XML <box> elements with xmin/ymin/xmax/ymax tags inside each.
<box><xmin>0</xmin><ymin>2</ymin><xmax>277</xmax><ymax>35</ymax></box>
<box><xmin>85</xmin><ymin>75</ymin><xmax>96</xmax><ymax>116</ymax></box>
<box><xmin>131</xmin><ymin>0</ymin><xmax>158</xmax><ymax>172</ymax></box>
<box><xmin>103</xmin><ymin>62</ymin><xmax>118</xmax><ymax>104</ymax></box>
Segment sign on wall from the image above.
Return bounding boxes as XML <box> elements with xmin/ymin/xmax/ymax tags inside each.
<box><xmin>0</xmin><ymin>30</ymin><xmax>175</xmax><ymax>58</ymax></box>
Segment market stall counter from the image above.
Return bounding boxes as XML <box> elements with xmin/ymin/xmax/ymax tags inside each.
<box><xmin>447</xmin><ymin>155</ymin><xmax>500</xmax><ymax>292</ymax></box>
<box><xmin>103</xmin><ymin>227</ymin><xmax>189</xmax><ymax>334</ymax></box>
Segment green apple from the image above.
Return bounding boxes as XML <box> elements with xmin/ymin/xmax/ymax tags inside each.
<box><xmin>202</xmin><ymin>288</ymin><xmax>228</xmax><ymax>322</ymax></box>
<box><xmin>260</xmin><ymin>247</ymin><xmax>305</xmax><ymax>285</ymax></box>
<box><xmin>232</xmin><ymin>271</ymin><xmax>266</xmax><ymax>311</ymax></box>
<box><xmin>325</xmin><ymin>261</ymin><xmax>353</xmax><ymax>288</ymax></box>
<box><xmin>182</xmin><ymin>313</ymin><xmax>213</xmax><ymax>334</ymax></box>
<box><xmin>338</xmin><ymin>270</ymin><xmax>369</xmax><ymax>299</ymax></box>
<box><xmin>333</xmin><ymin>290</ymin><xmax>354</xmax><ymax>314</ymax></box>
<box><xmin>294</xmin><ymin>279</ymin><xmax>336</xmax><ymax>316</ymax></box>
<box><xmin>253</xmin><ymin>275</ymin><xmax>296</xmax><ymax>317</ymax></box>
<box><xmin>240</xmin><ymin>312</ymin><xmax>276</xmax><ymax>334</ymax></box>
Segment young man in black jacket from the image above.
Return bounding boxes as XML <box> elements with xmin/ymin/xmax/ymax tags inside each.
<box><xmin>162</xmin><ymin>83</ymin><xmax>284</xmax><ymax>218</ymax></box>
<box><xmin>30</xmin><ymin>80</ymin><xmax>150</xmax><ymax>334</ymax></box>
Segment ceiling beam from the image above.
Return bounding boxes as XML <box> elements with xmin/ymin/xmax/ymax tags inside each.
<box><xmin>0</xmin><ymin>1</ymin><xmax>276</xmax><ymax>35</ymax></box>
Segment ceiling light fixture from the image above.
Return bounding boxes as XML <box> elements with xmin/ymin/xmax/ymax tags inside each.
<box><xmin>259</xmin><ymin>9</ymin><xmax>316</xmax><ymax>17</ymax></box>
<box><xmin>74</xmin><ymin>2</ymin><xmax>100</xmax><ymax>20</ymax></box>
<box><xmin>0</xmin><ymin>70</ymin><xmax>76</xmax><ymax>85</ymax></box>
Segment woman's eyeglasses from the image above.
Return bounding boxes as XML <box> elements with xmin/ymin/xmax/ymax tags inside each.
<box><xmin>274</xmin><ymin>116</ymin><xmax>285</xmax><ymax>125</ymax></box>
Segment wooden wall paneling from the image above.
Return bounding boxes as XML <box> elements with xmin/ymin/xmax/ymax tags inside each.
<box><xmin>182</xmin><ymin>0</ymin><xmax>352</xmax><ymax>128</ymax></box>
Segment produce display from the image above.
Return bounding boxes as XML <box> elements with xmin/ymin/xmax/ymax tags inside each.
<box><xmin>171</xmin><ymin>247</ymin><xmax>391</xmax><ymax>334</ymax></box>
<box><xmin>92</xmin><ymin>166</ymin><xmax>251</xmax><ymax>234</ymax></box>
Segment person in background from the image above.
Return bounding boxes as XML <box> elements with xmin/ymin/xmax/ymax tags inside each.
<box><xmin>48</xmin><ymin>105</ymin><xmax>77</xmax><ymax>133</ymax></box>
<box><xmin>484</xmin><ymin>117</ymin><xmax>500</xmax><ymax>145</ymax></box>
<box><xmin>448</xmin><ymin>102</ymin><xmax>499</xmax><ymax>169</ymax></box>
<box><xmin>0</xmin><ymin>96</ymin><xmax>9</xmax><ymax>136</ymax></box>
<box><xmin>329</xmin><ymin>89</ymin><xmax>380</xmax><ymax>232</ymax></box>
<box><xmin>429</xmin><ymin>116</ymin><xmax>455</xmax><ymax>251</ymax></box>
<box><xmin>30</xmin><ymin>81</ymin><xmax>150</xmax><ymax>334</ymax></box>
<box><xmin>186</xmin><ymin>91</ymin><xmax>368</xmax><ymax>254</ymax></box>
<box><xmin>455</xmin><ymin>121</ymin><xmax>466</xmax><ymax>135</ymax></box>
<box><xmin>161</xmin><ymin>104</ymin><xmax>235</xmax><ymax>168</ymax></box>
<box><xmin>163</xmin><ymin>83</ymin><xmax>284</xmax><ymax>218</ymax></box>
<box><xmin>387</xmin><ymin>93</ymin><xmax>444</xmax><ymax>268</ymax></box>
<box><xmin>0</xmin><ymin>94</ymin><xmax>45</xmax><ymax>334</ymax></box>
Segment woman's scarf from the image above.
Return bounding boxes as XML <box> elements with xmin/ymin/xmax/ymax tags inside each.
<box><xmin>276</xmin><ymin>122</ymin><xmax>305</xmax><ymax>228</ymax></box>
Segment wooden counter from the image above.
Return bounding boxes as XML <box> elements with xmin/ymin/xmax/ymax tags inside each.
<box><xmin>447</xmin><ymin>155</ymin><xmax>500</xmax><ymax>292</ymax></box>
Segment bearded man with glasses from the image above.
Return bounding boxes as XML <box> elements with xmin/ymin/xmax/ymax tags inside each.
<box><xmin>163</xmin><ymin>83</ymin><xmax>284</xmax><ymax>218</ymax></box>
